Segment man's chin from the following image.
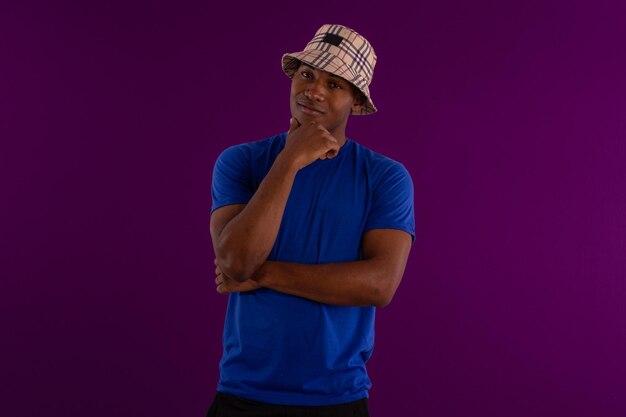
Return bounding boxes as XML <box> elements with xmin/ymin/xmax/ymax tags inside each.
<box><xmin>298</xmin><ymin>114</ymin><xmax>324</xmax><ymax>123</ymax></box>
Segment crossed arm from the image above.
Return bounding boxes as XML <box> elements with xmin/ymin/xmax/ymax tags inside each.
<box><xmin>210</xmin><ymin>120</ymin><xmax>412</xmax><ymax>307</ymax></box>
<box><xmin>212</xmin><ymin>202</ymin><xmax>411</xmax><ymax>306</ymax></box>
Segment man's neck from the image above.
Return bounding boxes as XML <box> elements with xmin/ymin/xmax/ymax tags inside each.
<box><xmin>330</xmin><ymin>130</ymin><xmax>347</xmax><ymax>147</ymax></box>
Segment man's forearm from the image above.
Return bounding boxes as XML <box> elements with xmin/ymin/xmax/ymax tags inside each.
<box><xmin>215</xmin><ymin>154</ymin><xmax>298</xmax><ymax>281</ymax></box>
<box><xmin>251</xmin><ymin>259</ymin><xmax>402</xmax><ymax>307</ymax></box>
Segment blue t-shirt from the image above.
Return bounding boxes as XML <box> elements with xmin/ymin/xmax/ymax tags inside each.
<box><xmin>211</xmin><ymin>132</ymin><xmax>415</xmax><ymax>406</ymax></box>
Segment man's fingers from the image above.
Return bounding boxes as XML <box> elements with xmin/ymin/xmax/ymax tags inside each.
<box><xmin>320</xmin><ymin>134</ymin><xmax>340</xmax><ymax>160</ymax></box>
<box><xmin>216</xmin><ymin>273</ymin><xmax>229</xmax><ymax>294</ymax></box>
<box><xmin>287</xmin><ymin>117</ymin><xmax>301</xmax><ymax>135</ymax></box>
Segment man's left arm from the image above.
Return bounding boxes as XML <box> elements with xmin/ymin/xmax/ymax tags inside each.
<box><xmin>215</xmin><ymin>228</ymin><xmax>412</xmax><ymax>307</ymax></box>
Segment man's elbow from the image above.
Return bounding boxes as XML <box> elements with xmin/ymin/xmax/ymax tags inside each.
<box><xmin>215</xmin><ymin>246</ymin><xmax>263</xmax><ymax>282</ymax></box>
<box><xmin>371</xmin><ymin>290</ymin><xmax>395</xmax><ymax>307</ymax></box>
<box><xmin>214</xmin><ymin>240</ymin><xmax>247</xmax><ymax>281</ymax></box>
<box><xmin>217</xmin><ymin>256</ymin><xmax>256</xmax><ymax>282</ymax></box>
<box><xmin>370</xmin><ymin>273</ymin><xmax>403</xmax><ymax>307</ymax></box>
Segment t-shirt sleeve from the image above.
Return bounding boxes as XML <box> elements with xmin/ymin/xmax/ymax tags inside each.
<box><xmin>211</xmin><ymin>145</ymin><xmax>253</xmax><ymax>214</ymax></box>
<box><xmin>364</xmin><ymin>162</ymin><xmax>416</xmax><ymax>242</ymax></box>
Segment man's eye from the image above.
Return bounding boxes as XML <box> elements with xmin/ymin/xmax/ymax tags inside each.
<box><xmin>301</xmin><ymin>71</ymin><xmax>312</xmax><ymax>78</ymax></box>
<box><xmin>329</xmin><ymin>82</ymin><xmax>341</xmax><ymax>89</ymax></box>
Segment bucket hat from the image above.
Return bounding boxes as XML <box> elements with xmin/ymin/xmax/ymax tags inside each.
<box><xmin>282</xmin><ymin>24</ymin><xmax>377</xmax><ymax>115</ymax></box>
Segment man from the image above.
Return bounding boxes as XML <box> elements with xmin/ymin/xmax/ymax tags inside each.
<box><xmin>208</xmin><ymin>24</ymin><xmax>415</xmax><ymax>417</ymax></box>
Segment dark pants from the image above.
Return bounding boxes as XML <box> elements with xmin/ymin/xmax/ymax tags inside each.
<box><xmin>207</xmin><ymin>392</ymin><xmax>370</xmax><ymax>417</ymax></box>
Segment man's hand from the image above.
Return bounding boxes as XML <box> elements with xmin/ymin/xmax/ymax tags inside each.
<box><xmin>280</xmin><ymin>117</ymin><xmax>340</xmax><ymax>170</ymax></box>
<box><xmin>214</xmin><ymin>259</ymin><xmax>261</xmax><ymax>294</ymax></box>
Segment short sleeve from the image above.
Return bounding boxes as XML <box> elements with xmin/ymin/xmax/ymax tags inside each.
<box><xmin>364</xmin><ymin>162</ymin><xmax>415</xmax><ymax>242</ymax></box>
<box><xmin>211</xmin><ymin>145</ymin><xmax>253</xmax><ymax>214</ymax></box>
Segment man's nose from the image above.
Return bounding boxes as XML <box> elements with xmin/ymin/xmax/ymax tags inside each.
<box><xmin>305</xmin><ymin>79</ymin><xmax>326</xmax><ymax>101</ymax></box>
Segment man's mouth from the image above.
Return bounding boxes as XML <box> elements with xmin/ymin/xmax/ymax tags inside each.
<box><xmin>297</xmin><ymin>101</ymin><xmax>324</xmax><ymax>116</ymax></box>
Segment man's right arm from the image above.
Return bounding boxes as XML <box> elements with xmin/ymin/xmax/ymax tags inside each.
<box><xmin>210</xmin><ymin>118</ymin><xmax>339</xmax><ymax>282</ymax></box>
<box><xmin>210</xmin><ymin>155</ymin><xmax>298</xmax><ymax>282</ymax></box>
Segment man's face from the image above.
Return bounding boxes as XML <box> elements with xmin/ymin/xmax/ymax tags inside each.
<box><xmin>290</xmin><ymin>63</ymin><xmax>363</xmax><ymax>138</ymax></box>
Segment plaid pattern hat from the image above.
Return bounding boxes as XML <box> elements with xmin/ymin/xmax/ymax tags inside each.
<box><xmin>282</xmin><ymin>24</ymin><xmax>377</xmax><ymax>115</ymax></box>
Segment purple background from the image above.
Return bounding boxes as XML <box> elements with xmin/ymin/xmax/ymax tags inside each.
<box><xmin>2</xmin><ymin>1</ymin><xmax>625</xmax><ymax>416</ymax></box>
